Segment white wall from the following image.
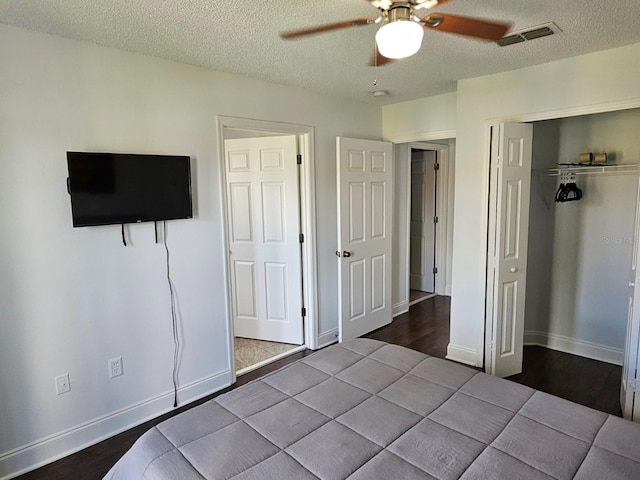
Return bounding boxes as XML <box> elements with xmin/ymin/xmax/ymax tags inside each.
<box><xmin>449</xmin><ymin>42</ymin><xmax>640</xmax><ymax>367</ymax></box>
<box><xmin>382</xmin><ymin>92</ymin><xmax>457</xmax><ymax>142</ymax></box>
<box><xmin>526</xmin><ymin>110</ymin><xmax>640</xmax><ymax>364</ymax></box>
<box><xmin>0</xmin><ymin>24</ymin><xmax>381</xmax><ymax>477</ymax></box>
<box><xmin>392</xmin><ymin>144</ymin><xmax>411</xmax><ymax>315</ymax></box>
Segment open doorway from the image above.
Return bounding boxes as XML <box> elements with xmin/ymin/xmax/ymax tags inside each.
<box><xmin>224</xmin><ymin>131</ymin><xmax>304</xmax><ymax>374</ymax></box>
<box><xmin>409</xmin><ymin>148</ymin><xmax>438</xmax><ymax>306</ymax></box>
<box><xmin>392</xmin><ymin>140</ymin><xmax>455</xmax><ymax>317</ymax></box>
<box><xmin>218</xmin><ymin>118</ymin><xmax>318</xmax><ymax>378</ymax></box>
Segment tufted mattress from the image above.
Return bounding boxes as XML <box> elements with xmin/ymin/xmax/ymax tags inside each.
<box><xmin>104</xmin><ymin>339</ymin><xmax>640</xmax><ymax>479</ymax></box>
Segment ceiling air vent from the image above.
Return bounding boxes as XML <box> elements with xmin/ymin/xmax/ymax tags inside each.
<box><xmin>496</xmin><ymin>34</ymin><xmax>525</xmax><ymax>47</ymax></box>
<box><xmin>496</xmin><ymin>22</ymin><xmax>561</xmax><ymax>47</ymax></box>
<box><xmin>522</xmin><ymin>26</ymin><xmax>555</xmax><ymax>40</ymax></box>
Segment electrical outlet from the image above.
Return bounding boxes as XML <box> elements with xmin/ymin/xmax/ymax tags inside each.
<box><xmin>55</xmin><ymin>374</ymin><xmax>70</xmax><ymax>395</ymax></box>
<box><xmin>108</xmin><ymin>357</ymin><xmax>123</xmax><ymax>378</ymax></box>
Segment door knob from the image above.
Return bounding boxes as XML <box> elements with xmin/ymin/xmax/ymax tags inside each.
<box><xmin>510</xmin><ymin>267</ymin><xmax>518</xmax><ymax>273</ymax></box>
<box><xmin>630</xmin><ymin>281</ymin><xmax>635</xmax><ymax>288</ymax></box>
<box><xmin>342</xmin><ymin>251</ymin><xmax>352</xmax><ymax>258</ymax></box>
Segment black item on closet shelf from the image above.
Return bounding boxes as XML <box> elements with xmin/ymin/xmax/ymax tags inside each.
<box><xmin>555</xmin><ymin>182</ymin><xmax>583</xmax><ymax>203</ymax></box>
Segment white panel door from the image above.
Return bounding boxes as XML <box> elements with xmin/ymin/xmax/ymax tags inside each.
<box><xmin>224</xmin><ymin>135</ymin><xmax>303</xmax><ymax>345</ymax></box>
<box><xmin>621</xmin><ymin>177</ymin><xmax>640</xmax><ymax>421</ymax></box>
<box><xmin>337</xmin><ymin>137</ymin><xmax>393</xmax><ymax>342</ymax></box>
<box><xmin>410</xmin><ymin>150</ymin><xmax>436</xmax><ymax>293</ymax></box>
<box><xmin>486</xmin><ymin>123</ymin><xmax>533</xmax><ymax>378</ymax></box>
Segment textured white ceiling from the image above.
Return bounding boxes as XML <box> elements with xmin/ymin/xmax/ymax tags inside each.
<box><xmin>1</xmin><ymin>0</ymin><xmax>639</xmax><ymax>105</ymax></box>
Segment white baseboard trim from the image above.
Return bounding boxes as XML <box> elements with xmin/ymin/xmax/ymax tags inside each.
<box><xmin>393</xmin><ymin>300</ymin><xmax>409</xmax><ymax>317</ymax></box>
<box><xmin>524</xmin><ymin>331</ymin><xmax>624</xmax><ymax>366</ymax></box>
<box><xmin>317</xmin><ymin>329</ymin><xmax>339</xmax><ymax>349</ymax></box>
<box><xmin>0</xmin><ymin>369</ymin><xmax>233</xmax><ymax>480</ymax></box>
<box><xmin>446</xmin><ymin>343</ymin><xmax>480</xmax><ymax>367</ymax></box>
<box><xmin>409</xmin><ymin>293</ymin><xmax>436</xmax><ymax>307</ymax></box>
<box><xmin>236</xmin><ymin>345</ymin><xmax>307</xmax><ymax>376</ymax></box>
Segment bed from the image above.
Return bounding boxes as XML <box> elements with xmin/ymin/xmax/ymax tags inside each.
<box><xmin>104</xmin><ymin>339</ymin><xmax>640</xmax><ymax>479</ymax></box>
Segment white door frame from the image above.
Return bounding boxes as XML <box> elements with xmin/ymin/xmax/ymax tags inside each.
<box><xmin>410</xmin><ymin>142</ymin><xmax>451</xmax><ymax>296</ymax></box>
<box><xmin>396</xmin><ymin>142</ymin><xmax>451</xmax><ymax>315</ymax></box>
<box><xmin>482</xmin><ymin>100</ymin><xmax>640</xmax><ymax>373</ymax></box>
<box><xmin>390</xmin><ymin>138</ymin><xmax>454</xmax><ymax>317</ymax></box>
<box><xmin>409</xmin><ymin>150</ymin><xmax>436</xmax><ymax>293</ymax></box>
<box><xmin>217</xmin><ymin>116</ymin><xmax>318</xmax><ymax>384</ymax></box>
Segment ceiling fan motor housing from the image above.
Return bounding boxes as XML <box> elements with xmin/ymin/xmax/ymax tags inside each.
<box><xmin>386</xmin><ymin>4</ymin><xmax>414</xmax><ymax>23</ymax></box>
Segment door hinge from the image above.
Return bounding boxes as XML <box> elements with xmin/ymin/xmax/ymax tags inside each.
<box><xmin>433</xmin><ymin>267</ymin><xmax>438</xmax><ymax>274</ymax></box>
<box><xmin>433</xmin><ymin>216</ymin><xmax>439</xmax><ymax>224</ymax></box>
<box><xmin>434</xmin><ymin>162</ymin><xmax>440</xmax><ymax>171</ymax></box>
<box><xmin>302</xmin><ymin>307</ymin><xmax>306</xmax><ymax>317</ymax></box>
<box><xmin>629</xmin><ymin>379</ymin><xmax>639</xmax><ymax>393</ymax></box>
<box><xmin>297</xmin><ymin>154</ymin><xmax>302</xmax><ymax>165</ymax></box>
<box><xmin>299</xmin><ymin>233</ymin><xmax>304</xmax><ymax>243</ymax></box>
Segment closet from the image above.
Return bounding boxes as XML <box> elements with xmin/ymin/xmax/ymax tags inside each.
<box><xmin>524</xmin><ymin>108</ymin><xmax>640</xmax><ymax>367</ymax></box>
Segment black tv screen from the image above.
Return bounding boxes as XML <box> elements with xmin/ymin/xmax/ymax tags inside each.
<box><xmin>67</xmin><ymin>152</ymin><xmax>193</xmax><ymax>227</ymax></box>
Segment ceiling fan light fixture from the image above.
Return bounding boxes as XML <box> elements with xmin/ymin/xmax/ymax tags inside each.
<box><xmin>375</xmin><ymin>20</ymin><xmax>424</xmax><ymax>59</ymax></box>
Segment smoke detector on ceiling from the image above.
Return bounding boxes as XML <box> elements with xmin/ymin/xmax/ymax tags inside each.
<box><xmin>496</xmin><ymin>22</ymin><xmax>562</xmax><ymax>47</ymax></box>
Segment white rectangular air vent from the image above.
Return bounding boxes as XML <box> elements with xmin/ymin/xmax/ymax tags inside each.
<box><xmin>496</xmin><ymin>22</ymin><xmax>561</xmax><ymax>47</ymax></box>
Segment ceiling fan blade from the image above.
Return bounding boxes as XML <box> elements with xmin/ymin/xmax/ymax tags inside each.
<box><xmin>421</xmin><ymin>13</ymin><xmax>510</xmax><ymax>41</ymax></box>
<box><xmin>280</xmin><ymin>18</ymin><xmax>373</xmax><ymax>40</ymax></box>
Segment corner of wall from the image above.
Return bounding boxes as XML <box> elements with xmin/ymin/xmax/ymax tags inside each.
<box><xmin>446</xmin><ymin>343</ymin><xmax>481</xmax><ymax>368</ymax></box>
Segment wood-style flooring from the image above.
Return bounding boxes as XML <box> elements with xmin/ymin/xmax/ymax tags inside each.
<box><xmin>15</xmin><ymin>295</ymin><xmax>623</xmax><ymax>480</ymax></box>
<box><xmin>507</xmin><ymin>345</ymin><xmax>622</xmax><ymax>417</ymax></box>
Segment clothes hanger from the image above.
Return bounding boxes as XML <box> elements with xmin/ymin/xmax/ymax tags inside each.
<box><xmin>555</xmin><ymin>181</ymin><xmax>583</xmax><ymax>202</ymax></box>
<box><xmin>564</xmin><ymin>182</ymin><xmax>582</xmax><ymax>201</ymax></box>
<box><xmin>555</xmin><ymin>182</ymin><xmax>566</xmax><ymax>203</ymax></box>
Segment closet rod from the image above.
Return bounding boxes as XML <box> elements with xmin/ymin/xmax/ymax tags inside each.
<box><xmin>533</xmin><ymin>164</ymin><xmax>639</xmax><ymax>177</ymax></box>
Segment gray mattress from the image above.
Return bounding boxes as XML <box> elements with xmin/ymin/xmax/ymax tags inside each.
<box><xmin>104</xmin><ymin>339</ymin><xmax>640</xmax><ymax>479</ymax></box>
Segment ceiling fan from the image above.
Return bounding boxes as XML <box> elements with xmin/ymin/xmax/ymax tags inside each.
<box><xmin>280</xmin><ymin>0</ymin><xmax>511</xmax><ymax>65</ymax></box>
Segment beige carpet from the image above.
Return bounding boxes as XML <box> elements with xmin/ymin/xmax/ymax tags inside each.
<box><xmin>234</xmin><ymin>337</ymin><xmax>300</xmax><ymax>372</ymax></box>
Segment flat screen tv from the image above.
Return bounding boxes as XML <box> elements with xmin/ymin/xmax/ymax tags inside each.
<box><xmin>67</xmin><ymin>152</ymin><xmax>193</xmax><ymax>227</ymax></box>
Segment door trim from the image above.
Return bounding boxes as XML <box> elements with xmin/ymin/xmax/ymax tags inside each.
<box><xmin>411</xmin><ymin>143</ymin><xmax>452</xmax><ymax>296</ymax></box>
<box><xmin>405</xmin><ymin>142</ymin><xmax>452</xmax><ymax>300</ymax></box>
<box><xmin>409</xmin><ymin>150</ymin><xmax>436</xmax><ymax>293</ymax></box>
<box><xmin>217</xmin><ymin>116</ymin><xmax>318</xmax><ymax>385</ymax></box>
<box><xmin>393</xmin><ymin>140</ymin><xmax>453</xmax><ymax>317</ymax></box>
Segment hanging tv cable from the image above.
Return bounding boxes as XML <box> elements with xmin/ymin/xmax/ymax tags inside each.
<box><xmin>163</xmin><ymin>221</ymin><xmax>180</xmax><ymax>408</ymax></box>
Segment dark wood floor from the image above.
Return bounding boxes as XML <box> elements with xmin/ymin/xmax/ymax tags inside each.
<box><xmin>507</xmin><ymin>345</ymin><xmax>622</xmax><ymax>416</ymax></box>
<box><xmin>16</xmin><ymin>295</ymin><xmax>622</xmax><ymax>479</ymax></box>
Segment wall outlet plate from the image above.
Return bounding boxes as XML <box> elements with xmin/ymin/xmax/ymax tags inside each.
<box><xmin>55</xmin><ymin>374</ymin><xmax>70</xmax><ymax>395</ymax></box>
<box><xmin>108</xmin><ymin>357</ymin><xmax>123</xmax><ymax>378</ymax></box>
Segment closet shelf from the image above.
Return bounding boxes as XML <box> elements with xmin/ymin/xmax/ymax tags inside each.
<box><xmin>534</xmin><ymin>164</ymin><xmax>639</xmax><ymax>177</ymax></box>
